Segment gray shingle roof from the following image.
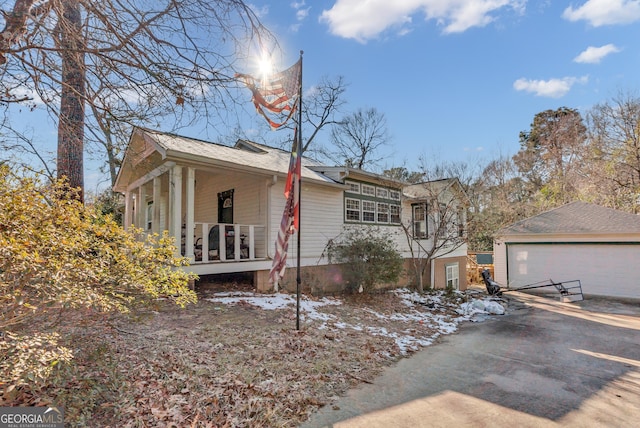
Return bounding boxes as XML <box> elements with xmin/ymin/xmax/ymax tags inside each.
<box><xmin>142</xmin><ymin>129</ymin><xmax>336</xmax><ymax>185</ymax></box>
<box><xmin>498</xmin><ymin>201</ymin><xmax>640</xmax><ymax>235</ymax></box>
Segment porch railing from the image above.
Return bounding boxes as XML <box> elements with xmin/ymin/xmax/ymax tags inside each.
<box><xmin>184</xmin><ymin>223</ymin><xmax>267</xmax><ymax>263</ymax></box>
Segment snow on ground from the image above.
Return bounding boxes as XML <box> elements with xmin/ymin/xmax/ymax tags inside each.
<box><xmin>206</xmin><ymin>288</ymin><xmax>504</xmax><ymax>355</ymax></box>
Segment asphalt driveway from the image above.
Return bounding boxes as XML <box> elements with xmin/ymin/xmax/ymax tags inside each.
<box><xmin>301</xmin><ymin>292</ymin><xmax>640</xmax><ymax>427</ymax></box>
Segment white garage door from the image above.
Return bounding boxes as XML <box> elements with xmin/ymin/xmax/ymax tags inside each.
<box><xmin>507</xmin><ymin>243</ymin><xmax>640</xmax><ymax>299</ymax></box>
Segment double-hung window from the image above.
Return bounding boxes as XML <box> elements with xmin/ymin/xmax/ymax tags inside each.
<box><xmin>446</xmin><ymin>263</ymin><xmax>460</xmax><ymax>289</ymax></box>
<box><xmin>412</xmin><ymin>203</ymin><xmax>427</xmax><ymax>238</ymax></box>
<box><xmin>362</xmin><ymin>200</ymin><xmax>376</xmax><ymax>222</ymax></box>
<box><xmin>377</xmin><ymin>202</ymin><xmax>389</xmax><ymax>223</ymax></box>
<box><xmin>346</xmin><ymin>198</ymin><xmax>360</xmax><ymax>221</ymax></box>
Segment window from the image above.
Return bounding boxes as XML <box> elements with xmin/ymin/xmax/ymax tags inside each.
<box><xmin>446</xmin><ymin>263</ymin><xmax>460</xmax><ymax>289</ymax></box>
<box><xmin>390</xmin><ymin>204</ymin><xmax>401</xmax><ymax>224</ymax></box>
<box><xmin>346</xmin><ymin>198</ymin><xmax>360</xmax><ymax>221</ymax></box>
<box><xmin>146</xmin><ymin>201</ymin><xmax>153</xmax><ymax>231</ymax></box>
<box><xmin>343</xmin><ymin>182</ymin><xmax>402</xmax><ymax>226</ymax></box>
<box><xmin>362</xmin><ymin>200</ymin><xmax>376</xmax><ymax>222</ymax></box>
<box><xmin>377</xmin><ymin>202</ymin><xmax>389</xmax><ymax>223</ymax></box>
<box><xmin>457</xmin><ymin>208</ymin><xmax>465</xmax><ymax>237</ymax></box>
<box><xmin>362</xmin><ymin>184</ymin><xmax>375</xmax><ymax>196</ymax></box>
<box><xmin>412</xmin><ymin>203</ymin><xmax>427</xmax><ymax>238</ymax></box>
<box><xmin>346</xmin><ymin>181</ymin><xmax>360</xmax><ymax>194</ymax></box>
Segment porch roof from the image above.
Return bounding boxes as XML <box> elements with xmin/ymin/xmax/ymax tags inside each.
<box><xmin>127</xmin><ymin>128</ymin><xmax>341</xmax><ymax>186</ymax></box>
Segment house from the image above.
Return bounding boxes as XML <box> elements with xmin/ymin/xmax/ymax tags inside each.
<box><xmin>493</xmin><ymin>201</ymin><xmax>640</xmax><ymax>300</ymax></box>
<box><xmin>113</xmin><ymin>128</ymin><xmax>469</xmax><ymax>293</ymax></box>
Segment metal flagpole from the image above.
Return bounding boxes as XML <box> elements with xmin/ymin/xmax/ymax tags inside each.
<box><xmin>296</xmin><ymin>50</ymin><xmax>303</xmax><ymax>331</ymax></box>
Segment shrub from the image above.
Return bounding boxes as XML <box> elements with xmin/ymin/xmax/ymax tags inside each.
<box><xmin>0</xmin><ymin>166</ymin><xmax>197</xmax><ymax>386</ymax></box>
<box><xmin>327</xmin><ymin>227</ymin><xmax>403</xmax><ymax>293</ymax></box>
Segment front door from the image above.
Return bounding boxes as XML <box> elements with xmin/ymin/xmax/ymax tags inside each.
<box><xmin>218</xmin><ymin>189</ymin><xmax>234</xmax><ymax>224</ymax></box>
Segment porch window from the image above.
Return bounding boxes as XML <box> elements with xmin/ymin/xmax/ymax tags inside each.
<box><xmin>346</xmin><ymin>198</ymin><xmax>360</xmax><ymax>221</ymax></box>
<box><xmin>146</xmin><ymin>201</ymin><xmax>153</xmax><ymax>231</ymax></box>
<box><xmin>446</xmin><ymin>262</ymin><xmax>460</xmax><ymax>289</ymax></box>
<box><xmin>412</xmin><ymin>203</ymin><xmax>427</xmax><ymax>238</ymax></box>
<box><xmin>362</xmin><ymin>200</ymin><xmax>375</xmax><ymax>222</ymax></box>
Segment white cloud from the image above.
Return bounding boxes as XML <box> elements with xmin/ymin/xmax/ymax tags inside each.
<box><xmin>319</xmin><ymin>0</ymin><xmax>526</xmax><ymax>43</ymax></box>
<box><xmin>563</xmin><ymin>0</ymin><xmax>640</xmax><ymax>26</ymax></box>
<box><xmin>290</xmin><ymin>0</ymin><xmax>311</xmax><ymax>33</ymax></box>
<box><xmin>513</xmin><ymin>76</ymin><xmax>589</xmax><ymax>98</ymax></box>
<box><xmin>248</xmin><ymin>3</ymin><xmax>269</xmax><ymax>19</ymax></box>
<box><xmin>574</xmin><ymin>44</ymin><xmax>621</xmax><ymax>63</ymax></box>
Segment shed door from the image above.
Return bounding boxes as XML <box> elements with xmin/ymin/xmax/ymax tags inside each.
<box><xmin>507</xmin><ymin>243</ymin><xmax>640</xmax><ymax>299</ymax></box>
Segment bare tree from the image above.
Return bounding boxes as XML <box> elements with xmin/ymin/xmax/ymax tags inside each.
<box><xmin>325</xmin><ymin>107</ymin><xmax>390</xmax><ymax>169</ymax></box>
<box><xmin>401</xmin><ymin>176</ymin><xmax>469</xmax><ymax>293</ymax></box>
<box><xmin>1</xmin><ymin>0</ymin><xmax>270</xmax><ymax>200</ymax></box>
<box><xmin>237</xmin><ymin>74</ymin><xmax>348</xmax><ymax>158</ymax></box>
<box><xmin>586</xmin><ymin>90</ymin><xmax>640</xmax><ymax>213</ymax></box>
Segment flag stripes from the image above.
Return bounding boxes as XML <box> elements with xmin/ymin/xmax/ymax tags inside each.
<box><xmin>236</xmin><ymin>59</ymin><xmax>301</xmax><ymax>129</ymax></box>
<box><xmin>269</xmin><ymin>129</ymin><xmax>301</xmax><ymax>285</ymax></box>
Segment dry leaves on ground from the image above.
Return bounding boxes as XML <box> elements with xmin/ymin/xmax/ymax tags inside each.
<box><xmin>1</xmin><ymin>284</ymin><xmax>500</xmax><ymax>427</ymax></box>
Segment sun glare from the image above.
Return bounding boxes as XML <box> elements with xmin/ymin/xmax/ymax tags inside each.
<box><xmin>258</xmin><ymin>55</ymin><xmax>273</xmax><ymax>78</ymax></box>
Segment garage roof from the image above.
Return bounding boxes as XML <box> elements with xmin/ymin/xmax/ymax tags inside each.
<box><xmin>499</xmin><ymin>201</ymin><xmax>640</xmax><ymax>235</ymax></box>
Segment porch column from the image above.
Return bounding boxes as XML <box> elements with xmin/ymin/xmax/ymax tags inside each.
<box><xmin>185</xmin><ymin>167</ymin><xmax>195</xmax><ymax>261</ymax></box>
<box><xmin>152</xmin><ymin>176</ymin><xmax>161</xmax><ymax>235</ymax></box>
<box><xmin>138</xmin><ymin>185</ymin><xmax>147</xmax><ymax>231</ymax></box>
<box><xmin>169</xmin><ymin>165</ymin><xmax>183</xmax><ymax>256</ymax></box>
<box><xmin>124</xmin><ymin>191</ymin><xmax>133</xmax><ymax>231</ymax></box>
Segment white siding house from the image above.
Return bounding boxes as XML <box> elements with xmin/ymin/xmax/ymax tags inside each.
<box><xmin>494</xmin><ymin>201</ymin><xmax>640</xmax><ymax>300</ymax></box>
<box><xmin>114</xmin><ymin>128</ymin><xmax>469</xmax><ymax>292</ymax></box>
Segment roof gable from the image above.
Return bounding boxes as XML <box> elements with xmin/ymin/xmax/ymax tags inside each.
<box><xmin>114</xmin><ymin>128</ymin><xmax>338</xmax><ymax>191</ymax></box>
<box><xmin>499</xmin><ymin>201</ymin><xmax>640</xmax><ymax>235</ymax></box>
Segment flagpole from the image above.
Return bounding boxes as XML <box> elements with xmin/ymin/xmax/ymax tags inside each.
<box><xmin>296</xmin><ymin>50</ymin><xmax>303</xmax><ymax>331</ymax></box>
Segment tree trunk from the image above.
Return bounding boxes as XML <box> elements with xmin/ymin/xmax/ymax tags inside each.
<box><xmin>57</xmin><ymin>0</ymin><xmax>85</xmax><ymax>201</ymax></box>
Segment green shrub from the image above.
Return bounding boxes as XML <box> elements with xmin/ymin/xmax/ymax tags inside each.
<box><xmin>327</xmin><ymin>227</ymin><xmax>403</xmax><ymax>293</ymax></box>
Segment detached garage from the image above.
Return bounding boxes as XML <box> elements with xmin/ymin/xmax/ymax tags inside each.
<box><xmin>493</xmin><ymin>201</ymin><xmax>640</xmax><ymax>300</ymax></box>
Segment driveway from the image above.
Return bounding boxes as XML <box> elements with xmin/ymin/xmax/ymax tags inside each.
<box><xmin>301</xmin><ymin>292</ymin><xmax>640</xmax><ymax>427</ymax></box>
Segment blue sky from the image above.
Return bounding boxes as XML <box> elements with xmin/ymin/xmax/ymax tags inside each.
<box><xmin>6</xmin><ymin>0</ymin><xmax>640</xmax><ymax>192</ymax></box>
<box><xmin>237</xmin><ymin>0</ymin><xmax>640</xmax><ymax>171</ymax></box>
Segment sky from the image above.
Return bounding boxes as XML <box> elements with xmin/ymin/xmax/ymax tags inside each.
<box><xmin>5</xmin><ymin>0</ymin><xmax>640</xmax><ymax>192</ymax></box>
<box><xmin>237</xmin><ymin>0</ymin><xmax>640</xmax><ymax>171</ymax></box>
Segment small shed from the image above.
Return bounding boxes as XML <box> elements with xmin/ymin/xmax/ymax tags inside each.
<box><xmin>493</xmin><ymin>201</ymin><xmax>640</xmax><ymax>300</ymax></box>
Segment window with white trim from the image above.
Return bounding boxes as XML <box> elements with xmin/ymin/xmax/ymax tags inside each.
<box><xmin>412</xmin><ymin>203</ymin><xmax>427</xmax><ymax>238</ymax></box>
<box><xmin>376</xmin><ymin>187</ymin><xmax>389</xmax><ymax>199</ymax></box>
<box><xmin>377</xmin><ymin>202</ymin><xmax>389</xmax><ymax>223</ymax></box>
<box><xmin>346</xmin><ymin>198</ymin><xmax>360</xmax><ymax>221</ymax></box>
<box><xmin>362</xmin><ymin>184</ymin><xmax>375</xmax><ymax>196</ymax></box>
<box><xmin>390</xmin><ymin>204</ymin><xmax>401</xmax><ymax>224</ymax></box>
<box><xmin>446</xmin><ymin>262</ymin><xmax>460</xmax><ymax>289</ymax></box>
<box><xmin>390</xmin><ymin>190</ymin><xmax>401</xmax><ymax>201</ymax></box>
<box><xmin>346</xmin><ymin>181</ymin><xmax>360</xmax><ymax>194</ymax></box>
<box><xmin>362</xmin><ymin>200</ymin><xmax>376</xmax><ymax>222</ymax></box>
<box><xmin>146</xmin><ymin>201</ymin><xmax>153</xmax><ymax>231</ymax></box>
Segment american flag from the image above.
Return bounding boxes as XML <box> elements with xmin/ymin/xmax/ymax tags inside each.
<box><xmin>269</xmin><ymin>130</ymin><xmax>301</xmax><ymax>285</ymax></box>
<box><xmin>236</xmin><ymin>59</ymin><xmax>301</xmax><ymax>130</ymax></box>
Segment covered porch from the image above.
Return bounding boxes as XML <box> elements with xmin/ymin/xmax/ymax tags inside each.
<box><xmin>120</xmin><ymin>162</ymin><xmax>271</xmax><ymax>273</ymax></box>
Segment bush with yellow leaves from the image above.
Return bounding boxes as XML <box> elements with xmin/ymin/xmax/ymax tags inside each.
<box><xmin>0</xmin><ymin>166</ymin><xmax>197</xmax><ymax>386</ymax></box>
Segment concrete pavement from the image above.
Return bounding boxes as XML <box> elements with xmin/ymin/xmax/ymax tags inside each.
<box><xmin>300</xmin><ymin>292</ymin><xmax>640</xmax><ymax>427</ymax></box>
